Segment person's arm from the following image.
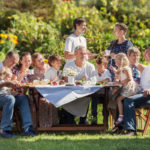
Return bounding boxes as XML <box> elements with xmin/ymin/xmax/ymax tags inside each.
<box><xmin>138</xmin><ymin>64</ymin><xmax>146</xmax><ymax>74</ymax></box>
<box><xmin>64</xmin><ymin>51</ymin><xmax>76</xmax><ymax>60</ymax></box>
<box><xmin>143</xmin><ymin>88</ymin><xmax>150</xmax><ymax>97</ymax></box>
<box><xmin>0</xmin><ymin>81</ymin><xmax>17</xmax><ymax>88</ymax></box>
<box><xmin>121</xmin><ymin>69</ymin><xmax>132</xmax><ymax>84</ymax></box>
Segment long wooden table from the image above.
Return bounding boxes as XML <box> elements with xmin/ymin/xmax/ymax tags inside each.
<box><xmin>27</xmin><ymin>84</ymin><xmax>118</xmax><ymax>133</ymax></box>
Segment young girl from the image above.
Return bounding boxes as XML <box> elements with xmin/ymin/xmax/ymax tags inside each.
<box><xmin>111</xmin><ymin>53</ymin><xmax>137</xmax><ymax>125</ymax></box>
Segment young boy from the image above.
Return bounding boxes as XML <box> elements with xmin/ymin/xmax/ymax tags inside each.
<box><xmin>91</xmin><ymin>57</ymin><xmax>111</xmax><ymax>125</ymax></box>
<box><xmin>45</xmin><ymin>54</ymin><xmax>61</xmax><ymax>82</ymax></box>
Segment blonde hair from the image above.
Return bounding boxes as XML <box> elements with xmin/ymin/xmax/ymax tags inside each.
<box><xmin>0</xmin><ymin>67</ymin><xmax>12</xmax><ymax>80</ymax></box>
<box><xmin>127</xmin><ymin>47</ymin><xmax>141</xmax><ymax>56</ymax></box>
<box><xmin>115</xmin><ymin>53</ymin><xmax>129</xmax><ymax>68</ymax></box>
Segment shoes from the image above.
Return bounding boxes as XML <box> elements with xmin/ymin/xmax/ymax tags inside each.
<box><xmin>115</xmin><ymin>115</ymin><xmax>124</xmax><ymax>125</ymax></box>
<box><xmin>22</xmin><ymin>127</ymin><xmax>37</xmax><ymax>137</ymax></box>
<box><xmin>111</xmin><ymin>126</ymin><xmax>123</xmax><ymax>135</ymax></box>
<box><xmin>121</xmin><ymin>130</ymin><xmax>137</xmax><ymax>136</ymax></box>
<box><xmin>0</xmin><ymin>130</ymin><xmax>15</xmax><ymax>138</ymax></box>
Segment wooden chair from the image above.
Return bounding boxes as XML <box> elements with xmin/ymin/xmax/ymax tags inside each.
<box><xmin>136</xmin><ymin>106</ymin><xmax>150</xmax><ymax>136</ymax></box>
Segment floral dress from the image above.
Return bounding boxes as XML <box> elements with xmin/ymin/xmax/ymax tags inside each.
<box><xmin>120</xmin><ymin>66</ymin><xmax>137</xmax><ymax>97</ymax></box>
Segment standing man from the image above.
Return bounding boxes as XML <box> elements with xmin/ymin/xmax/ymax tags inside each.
<box><xmin>64</xmin><ymin>17</ymin><xmax>97</xmax><ymax>63</ymax></box>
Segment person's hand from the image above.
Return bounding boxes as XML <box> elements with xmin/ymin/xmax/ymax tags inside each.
<box><xmin>82</xmin><ymin>76</ymin><xmax>86</xmax><ymax>81</ymax></box>
<box><xmin>110</xmin><ymin>53</ymin><xmax>116</xmax><ymax>59</ymax></box>
<box><xmin>110</xmin><ymin>65</ymin><xmax>117</xmax><ymax>73</ymax></box>
<box><xmin>88</xmin><ymin>53</ymin><xmax>98</xmax><ymax>60</ymax></box>
<box><xmin>143</xmin><ymin>89</ymin><xmax>150</xmax><ymax>97</ymax></box>
<box><xmin>4</xmin><ymin>81</ymin><xmax>18</xmax><ymax>88</ymax></box>
<box><xmin>103</xmin><ymin>50</ymin><xmax>110</xmax><ymax>56</ymax></box>
<box><xmin>53</xmin><ymin>76</ymin><xmax>58</xmax><ymax>81</ymax></box>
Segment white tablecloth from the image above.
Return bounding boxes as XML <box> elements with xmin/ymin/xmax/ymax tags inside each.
<box><xmin>35</xmin><ymin>85</ymin><xmax>103</xmax><ymax>117</ymax></box>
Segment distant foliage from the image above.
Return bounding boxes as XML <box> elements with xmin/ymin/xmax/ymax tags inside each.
<box><xmin>0</xmin><ymin>0</ymin><xmax>150</xmax><ymax>63</ymax></box>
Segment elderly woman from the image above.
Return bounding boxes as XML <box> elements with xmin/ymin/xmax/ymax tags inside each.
<box><xmin>32</xmin><ymin>52</ymin><xmax>49</xmax><ymax>80</ymax></box>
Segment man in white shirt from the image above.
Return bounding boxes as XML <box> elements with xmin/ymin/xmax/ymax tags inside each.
<box><xmin>63</xmin><ymin>46</ymin><xmax>95</xmax><ymax>81</ymax></box>
<box><xmin>64</xmin><ymin>18</ymin><xmax>97</xmax><ymax>63</ymax></box>
<box><xmin>62</xmin><ymin>46</ymin><xmax>95</xmax><ymax>124</ymax></box>
<box><xmin>114</xmin><ymin>47</ymin><xmax>150</xmax><ymax>136</ymax></box>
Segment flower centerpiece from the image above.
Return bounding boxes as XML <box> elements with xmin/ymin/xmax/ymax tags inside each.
<box><xmin>63</xmin><ymin>68</ymin><xmax>78</xmax><ymax>84</ymax></box>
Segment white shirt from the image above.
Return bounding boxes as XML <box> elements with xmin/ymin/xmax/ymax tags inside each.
<box><xmin>64</xmin><ymin>34</ymin><xmax>87</xmax><ymax>63</ymax></box>
<box><xmin>63</xmin><ymin>61</ymin><xmax>95</xmax><ymax>80</ymax></box>
<box><xmin>45</xmin><ymin>67</ymin><xmax>60</xmax><ymax>81</ymax></box>
<box><xmin>0</xmin><ymin>62</ymin><xmax>4</xmax><ymax>72</ymax></box>
<box><xmin>140</xmin><ymin>65</ymin><xmax>150</xmax><ymax>90</ymax></box>
<box><xmin>91</xmin><ymin>69</ymin><xmax>111</xmax><ymax>82</ymax></box>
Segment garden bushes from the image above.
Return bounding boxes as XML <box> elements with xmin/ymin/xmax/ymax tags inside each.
<box><xmin>0</xmin><ymin>0</ymin><xmax>150</xmax><ymax>63</ymax></box>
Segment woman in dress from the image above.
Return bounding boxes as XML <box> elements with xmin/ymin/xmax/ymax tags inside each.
<box><xmin>104</xmin><ymin>23</ymin><xmax>133</xmax><ymax>80</ymax></box>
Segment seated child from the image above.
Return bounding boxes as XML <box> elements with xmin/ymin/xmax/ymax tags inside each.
<box><xmin>110</xmin><ymin>53</ymin><xmax>137</xmax><ymax>125</ymax></box>
<box><xmin>45</xmin><ymin>54</ymin><xmax>61</xmax><ymax>82</ymax></box>
<box><xmin>91</xmin><ymin>57</ymin><xmax>111</xmax><ymax>125</ymax></box>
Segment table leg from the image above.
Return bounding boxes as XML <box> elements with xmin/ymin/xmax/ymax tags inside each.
<box><xmin>104</xmin><ymin>87</ymin><xmax>109</xmax><ymax>132</ymax></box>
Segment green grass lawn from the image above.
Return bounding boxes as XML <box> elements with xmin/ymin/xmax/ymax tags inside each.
<box><xmin>0</xmin><ymin>130</ymin><xmax>150</xmax><ymax>150</ymax></box>
<box><xmin>1</xmin><ymin>105</ymin><xmax>150</xmax><ymax>150</ymax></box>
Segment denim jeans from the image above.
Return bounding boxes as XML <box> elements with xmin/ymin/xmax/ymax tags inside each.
<box><xmin>123</xmin><ymin>94</ymin><xmax>150</xmax><ymax>131</ymax></box>
<box><xmin>15</xmin><ymin>95</ymin><xmax>33</xmax><ymax>129</ymax></box>
<box><xmin>0</xmin><ymin>95</ymin><xmax>15</xmax><ymax>131</ymax></box>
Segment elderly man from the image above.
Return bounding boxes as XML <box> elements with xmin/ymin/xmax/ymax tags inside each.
<box><xmin>61</xmin><ymin>46</ymin><xmax>95</xmax><ymax>124</ymax></box>
<box><xmin>0</xmin><ymin>51</ymin><xmax>35</xmax><ymax>138</ymax></box>
<box><xmin>114</xmin><ymin>47</ymin><xmax>150</xmax><ymax>136</ymax></box>
<box><xmin>0</xmin><ymin>51</ymin><xmax>19</xmax><ymax>138</ymax></box>
<box><xmin>0</xmin><ymin>51</ymin><xmax>19</xmax><ymax>72</ymax></box>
